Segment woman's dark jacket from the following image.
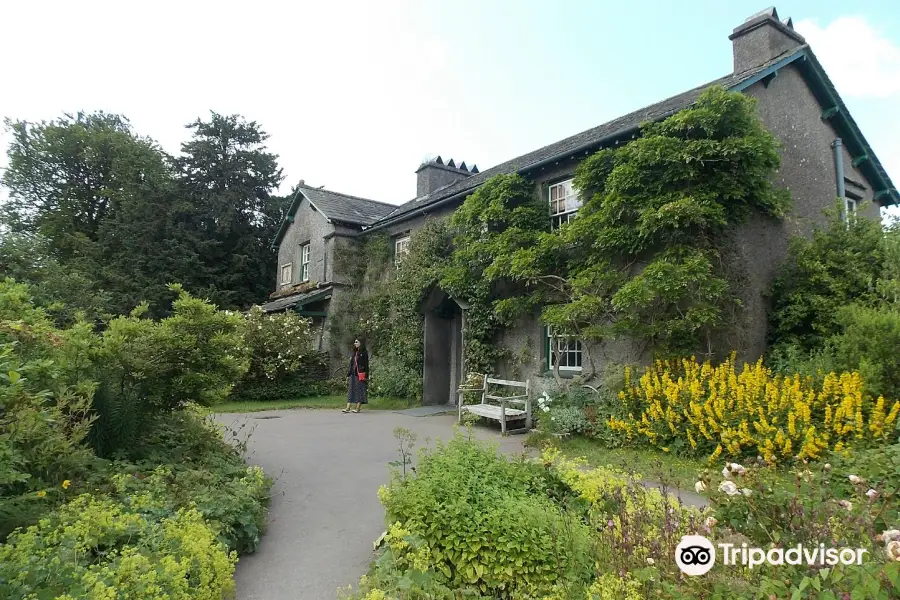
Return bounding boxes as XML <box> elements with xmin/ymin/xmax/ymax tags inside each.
<box><xmin>348</xmin><ymin>350</ymin><xmax>369</xmax><ymax>377</ymax></box>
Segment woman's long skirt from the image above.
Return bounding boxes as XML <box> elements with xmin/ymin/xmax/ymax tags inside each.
<box><xmin>348</xmin><ymin>375</ymin><xmax>368</xmax><ymax>404</ymax></box>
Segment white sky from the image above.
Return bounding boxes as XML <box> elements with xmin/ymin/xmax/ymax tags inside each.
<box><xmin>1</xmin><ymin>2</ymin><xmax>899</xmax><ymax>210</ymax></box>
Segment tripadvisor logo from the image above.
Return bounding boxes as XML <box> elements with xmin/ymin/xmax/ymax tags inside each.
<box><xmin>675</xmin><ymin>535</ymin><xmax>868</xmax><ymax>575</ymax></box>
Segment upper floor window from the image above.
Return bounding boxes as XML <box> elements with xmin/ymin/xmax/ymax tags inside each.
<box><xmin>844</xmin><ymin>188</ymin><xmax>862</xmax><ymax>223</ymax></box>
<box><xmin>300</xmin><ymin>243</ymin><xmax>310</xmax><ymax>282</ymax></box>
<box><xmin>280</xmin><ymin>263</ymin><xmax>292</xmax><ymax>286</ymax></box>
<box><xmin>549</xmin><ymin>179</ymin><xmax>582</xmax><ymax>230</ymax></box>
<box><xmin>545</xmin><ymin>326</ymin><xmax>583</xmax><ymax>372</ymax></box>
<box><xmin>394</xmin><ymin>235</ymin><xmax>411</xmax><ymax>265</ymax></box>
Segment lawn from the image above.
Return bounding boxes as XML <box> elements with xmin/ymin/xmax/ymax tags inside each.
<box><xmin>214</xmin><ymin>395</ymin><xmax>414</xmax><ymax>413</ymax></box>
<box><xmin>528</xmin><ymin>433</ymin><xmax>706</xmax><ymax>490</ymax></box>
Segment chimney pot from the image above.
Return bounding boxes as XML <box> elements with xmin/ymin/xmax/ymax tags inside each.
<box><xmin>415</xmin><ymin>154</ymin><xmax>476</xmax><ymax>197</ymax></box>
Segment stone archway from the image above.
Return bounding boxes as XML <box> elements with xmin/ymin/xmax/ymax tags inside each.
<box><xmin>421</xmin><ymin>288</ymin><xmax>468</xmax><ymax>406</ymax></box>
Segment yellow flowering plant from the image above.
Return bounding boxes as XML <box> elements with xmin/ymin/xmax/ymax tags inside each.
<box><xmin>608</xmin><ymin>355</ymin><xmax>899</xmax><ymax>463</ymax></box>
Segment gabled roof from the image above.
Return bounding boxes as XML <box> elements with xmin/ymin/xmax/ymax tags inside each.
<box><xmin>271</xmin><ymin>184</ymin><xmax>396</xmax><ymax>248</ymax></box>
<box><xmin>364</xmin><ymin>45</ymin><xmax>897</xmax><ymax>232</ymax></box>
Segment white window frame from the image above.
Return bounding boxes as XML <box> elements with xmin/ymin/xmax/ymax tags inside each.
<box><xmin>548</xmin><ymin>179</ymin><xmax>582</xmax><ymax>230</ymax></box>
<box><xmin>300</xmin><ymin>243</ymin><xmax>310</xmax><ymax>282</ymax></box>
<box><xmin>394</xmin><ymin>235</ymin><xmax>411</xmax><ymax>264</ymax></box>
<box><xmin>546</xmin><ymin>326</ymin><xmax>583</xmax><ymax>372</ymax></box>
<box><xmin>280</xmin><ymin>263</ymin><xmax>292</xmax><ymax>285</ymax></box>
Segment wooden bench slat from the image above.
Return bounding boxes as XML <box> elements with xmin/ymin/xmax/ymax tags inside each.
<box><xmin>484</xmin><ymin>394</ymin><xmax>528</xmax><ymax>401</ymax></box>
<box><xmin>485</xmin><ymin>377</ymin><xmax>528</xmax><ymax>388</ymax></box>
<box><xmin>463</xmin><ymin>405</ymin><xmax>526</xmax><ymax>419</ymax></box>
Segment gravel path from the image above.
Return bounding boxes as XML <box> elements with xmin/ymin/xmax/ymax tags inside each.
<box><xmin>218</xmin><ymin>408</ymin><xmax>706</xmax><ymax>600</ymax></box>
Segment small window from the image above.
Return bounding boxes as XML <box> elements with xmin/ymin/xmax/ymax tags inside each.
<box><xmin>394</xmin><ymin>235</ymin><xmax>411</xmax><ymax>265</ymax></box>
<box><xmin>300</xmin><ymin>243</ymin><xmax>310</xmax><ymax>282</ymax></box>
<box><xmin>548</xmin><ymin>179</ymin><xmax>582</xmax><ymax>230</ymax></box>
<box><xmin>280</xmin><ymin>263</ymin><xmax>292</xmax><ymax>285</ymax></box>
<box><xmin>546</xmin><ymin>327</ymin><xmax>583</xmax><ymax>372</ymax></box>
<box><xmin>844</xmin><ymin>188</ymin><xmax>862</xmax><ymax>222</ymax></box>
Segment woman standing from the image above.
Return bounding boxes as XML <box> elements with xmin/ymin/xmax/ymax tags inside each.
<box><xmin>343</xmin><ymin>338</ymin><xmax>369</xmax><ymax>413</ymax></box>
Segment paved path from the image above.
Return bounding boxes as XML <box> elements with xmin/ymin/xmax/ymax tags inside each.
<box><xmin>218</xmin><ymin>409</ymin><xmax>528</xmax><ymax>600</ymax></box>
<box><xmin>219</xmin><ymin>408</ymin><xmax>707</xmax><ymax>600</ymax></box>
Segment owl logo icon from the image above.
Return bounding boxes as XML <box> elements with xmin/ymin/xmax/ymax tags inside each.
<box><xmin>675</xmin><ymin>535</ymin><xmax>716</xmax><ymax>576</ymax></box>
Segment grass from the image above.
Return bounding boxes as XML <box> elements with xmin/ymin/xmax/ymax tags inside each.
<box><xmin>527</xmin><ymin>432</ymin><xmax>706</xmax><ymax>490</ymax></box>
<box><xmin>214</xmin><ymin>395</ymin><xmax>414</xmax><ymax>413</ymax></box>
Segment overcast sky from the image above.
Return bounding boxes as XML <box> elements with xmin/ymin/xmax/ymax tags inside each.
<box><xmin>1</xmin><ymin>0</ymin><xmax>899</xmax><ymax>208</ymax></box>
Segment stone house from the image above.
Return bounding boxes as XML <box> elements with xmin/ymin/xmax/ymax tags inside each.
<box><xmin>265</xmin><ymin>7</ymin><xmax>898</xmax><ymax>405</ymax></box>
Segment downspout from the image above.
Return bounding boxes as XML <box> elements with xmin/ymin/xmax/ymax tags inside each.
<box><xmin>831</xmin><ymin>138</ymin><xmax>846</xmax><ymax>218</ymax></box>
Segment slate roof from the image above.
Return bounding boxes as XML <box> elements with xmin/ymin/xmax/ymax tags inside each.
<box><xmin>370</xmin><ymin>51</ymin><xmax>800</xmax><ymax>229</ymax></box>
<box><xmin>298</xmin><ymin>184</ymin><xmax>396</xmax><ymax>226</ymax></box>
<box><xmin>261</xmin><ymin>285</ymin><xmax>333</xmax><ymax>313</ymax></box>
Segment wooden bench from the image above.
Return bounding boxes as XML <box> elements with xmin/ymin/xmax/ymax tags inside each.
<box><xmin>457</xmin><ymin>375</ymin><xmax>532</xmax><ymax>435</ymax></box>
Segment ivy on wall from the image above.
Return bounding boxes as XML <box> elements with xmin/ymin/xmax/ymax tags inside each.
<box><xmin>328</xmin><ymin>221</ymin><xmax>452</xmax><ymax>400</ymax></box>
<box><xmin>329</xmin><ymin>86</ymin><xmax>791</xmax><ymax>389</ymax></box>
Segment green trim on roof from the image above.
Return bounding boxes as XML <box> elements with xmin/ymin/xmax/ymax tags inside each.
<box><xmin>852</xmin><ymin>155</ymin><xmax>869</xmax><ymax>168</ymax></box>
<box><xmin>733</xmin><ymin>46</ymin><xmax>897</xmax><ymax>206</ymax></box>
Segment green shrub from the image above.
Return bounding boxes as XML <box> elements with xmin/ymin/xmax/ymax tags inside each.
<box><xmin>0</xmin><ymin>495</ymin><xmax>236</xmax><ymax>600</ymax></box>
<box><xmin>829</xmin><ymin>303</ymin><xmax>900</xmax><ymax>401</ymax></box>
<box><xmin>241</xmin><ymin>306</ymin><xmax>317</xmax><ymax>382</ymax></box>
<box><xmin>233</xmin><ymin>352</ymin><xmax>334</xmax><ymax>401</ymax></box>
<box><xmin>378</xmin><ymin>432</ymin><xmax>592</xmax><ymax>597</ymax></box>
<box><xmin>768</xmin><ymin>204</ymin><xmax>884</xmax><ymax>353</ymax></box>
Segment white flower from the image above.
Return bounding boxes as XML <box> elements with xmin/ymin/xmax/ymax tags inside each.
<box><xmin>718</xmin><ymin>481</ymin><xmax>739</xmax><ymax>496</ymax></box>
<box><xmin>704</xmin><ymin>517</ymin><xmax>718</xmax><ymax>529</ymax></box>
<box><xmin>849</xmin><ymin>475</ymin><xmax>862</xmax><ymax>485</ymax></box>
<box><xmin>741</xmin><ymin>488</ymin><xmax>752</xmax><ymax>497</ymax></box>
<box><xmin>886</xmin><ymin>541</ymin><xmax>900</xmax><ymax>562</ymax></box>
<box><xmin>721</xmin><ymin>465</ymin><xmax>732</xmax><ymax>480</ymax></box>
<box><xmin>694</xmin><ymin>481</ymin><xmax>707</xmax><ymax>493</ymax></box>
<box><xmin>824</xmin><ymin>463</ymin><xmax>832</xmax><ymax>471</ymax></box>
<box><xmin>866</xmin><ymin>489</ymin><xmax>879</xmax><ymax>500</ymax></box>
<box><xmin>542</xmin><ymin>406</ymin><xmax>550</xmax><ymax>413</ymax></box>
<box><xmin>730</xmin><ymin>463</ymin><xmax>746</xmax><ymax>476</ymax></box>
<box><xmin>838</xmin><ymin>500</ymin><xmax>853</xmax><ymax>511</ymax></box>
<box><xmin>646</xmin><ymin>557</ymin><xmax>655</xmax><ymax>565</ymax></box>
<box><xmin>881</xmin><ymin>530</ymin><xmax>900</xmax><ymax>544</ymax></box>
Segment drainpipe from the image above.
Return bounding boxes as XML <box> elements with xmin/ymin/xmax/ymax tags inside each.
<box><xmin>831</xmin><ymin>138</ymin><xmax>846</xmax><ymax>219</ymax></box>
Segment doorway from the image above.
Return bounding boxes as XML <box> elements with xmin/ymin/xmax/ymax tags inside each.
<box><xmin>422</xmin><ymin>289</ymin><xmax>464</xmax><ymax>406</ymax></box>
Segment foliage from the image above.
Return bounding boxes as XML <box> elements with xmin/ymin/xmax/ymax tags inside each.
<box><xmin>2</xmin><ymin>110</ymin><xmax>287</xmax><ymax>317</ymax></box>
<box><xmin>0</xmin><ymin>496</ymin><xmax>237</xmax><ymax>600</ymax></box>
<box><xmin>608</xmin><ymin>355</ymin><xmax>899</xmax><ymax>463</ymax></box>
<box><xmin>89</xmin><ymin>285</ymin><xmax>249</xmax><ymax>455</ymax></box>
<box><xmin>329</xmin><ymin>220</ymin><xmax>452</xmax><ymax>401</ymax></box>
<box><xmin>377</xmin><ymin>431</ymin><xmax>593</xmax><ymax>597</ymax></box>
<box><xmin>173</xmin><ymin>112</ymin><xmax>285</xmax><ymax>309</ymax></box>
<box><xmin>768</xmin><ymin>205</ymin><xmax>885</xmax><ymax>353</ymax></box>
<box><xmin>443</xmin><ymin>173</ymin><xmax>547</xmax><ymax>374</ymax></box>
<box><xmin>698</xmin><ymin>459</ymin><xmax>900</xmax><ymax>599</ymax></box>
<box><xmin>0</xmin><ymin>233</ymin><xmax>110</xmax><ymax>325</ymax></box>
<box><xmin>483</xmin><ymin>86</ymin><xmax>790</xmax><ymax>375</ymax></box>
<box><xmin>0</xmin><ymin>404</ymin><xmax>272</xmax><ymax>599</ymax></box>
<box><xmin>828</xmin><ymin>303</ymin><xmax>900</xmax><ymax>402</ymax></box>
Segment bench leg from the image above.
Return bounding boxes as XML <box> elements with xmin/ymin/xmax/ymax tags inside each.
<box><xmin>500</xmin><ymin>404</ymin><xmax>507</xmax><ymax>435</ymax></box>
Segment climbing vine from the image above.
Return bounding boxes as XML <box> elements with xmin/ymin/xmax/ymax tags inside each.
<box><xmin>328</xmin><ymin>220</ymin><xmax>451</xmax><ymax>400</ymax></box>
<box><xmin>330</xmin><ymin>86</ymin><xmax>790</xmax><ymax>388</ymax></box>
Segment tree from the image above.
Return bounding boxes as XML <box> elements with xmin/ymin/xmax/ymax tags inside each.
<box><xmin>173</xmin><ymin>113</ymin><xmax>284</xmax><ymax>309</ymax></box>
<box><xmin>2</xmin><ymin>112</ymin><xmax>170</xmax><ymax>265</ymax></box>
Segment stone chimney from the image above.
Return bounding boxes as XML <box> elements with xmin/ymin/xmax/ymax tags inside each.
<box><xmin>729</xmin><ymin>7</ymin><xmax>805</xmax><ymax>74</ymax></box>
<box><xmin>415</xmin><ymin>156</ymin><xmax>478</xmax><ymax>197</ymax></box>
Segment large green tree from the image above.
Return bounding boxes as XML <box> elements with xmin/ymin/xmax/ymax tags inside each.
<box><xmin>173</xmin><ymin>113</ymin><xmax>284</xmax><ymax>309</ymax></box>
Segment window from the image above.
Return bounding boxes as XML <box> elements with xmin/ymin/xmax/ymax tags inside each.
<box><xmin>300</xmin><ymin>243</ymin><xmax>310</xmax><ymax>282</ymax></box>
<box><xmin>546</xmin><ymin>327</ymin><xmax>583</xmax><ymax>372</ymax></box>
<box><xmin>548</xmin><ymin>179</ymin><xmax>582</xmax><ymax>230</ymax></box>
<box><xmin>280</xmin><ymin>263</ymin><xmax>292</xmax><ymax>285</ymax></box>
<box><xmin>844</xmin><ymin>188</ymin><xmax>862</xmax><ymax>222</ymax></box>
<box><xmin>394</xmin><ymin>235</ymin><xmax>411</xmax><ymax>264</ymax></box>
